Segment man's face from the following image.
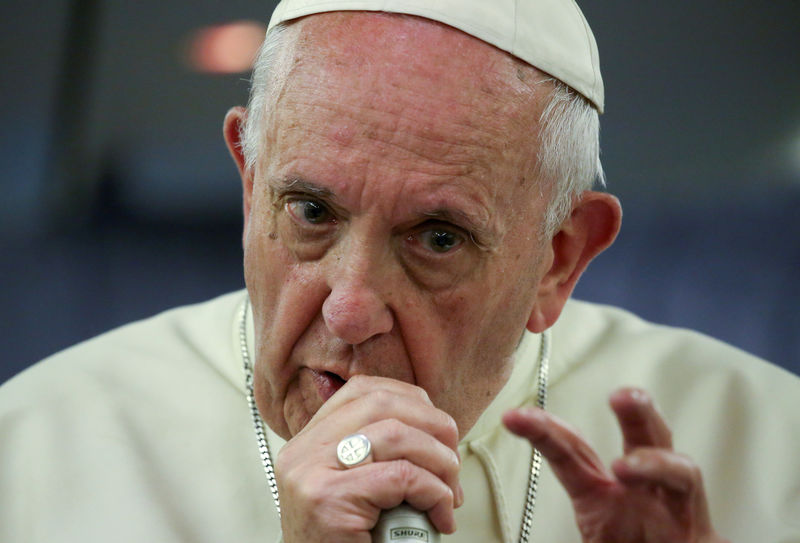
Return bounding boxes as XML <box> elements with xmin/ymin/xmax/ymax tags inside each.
<box><xmin>244</xmin><ymin>13</ymin><xmax>555</xmax><ymax>439</ymax></box>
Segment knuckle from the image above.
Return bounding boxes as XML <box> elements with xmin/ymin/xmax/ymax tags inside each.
<box><xmin>447</xmin><ymin>448</ymin><xmax>461</xmax><ymax>471</ymax></box>
<box><xmin>381</xmin><ymin>418</ymin><xmax>408</xmax><ymax>445</ymax></box>
<box><xmin>411</xmin><ymin>383</ymin><xmax>432</xmax><ymax>404</ymax></box>
<box><xmin>434</xmin><ymin>411</ymin><xmax>459</xmax><ymax>447</ymax></box>
<box><xmin>428</xmin><ymin>484</ymin><xmax>454</xmax><ymax>511</ymax></box>
<box><xmin>442</xmin><ymin>486</ymin><xmax>455</xmax><ymax>507</ymax></box>
<box><xmin>274</xmin><ymin>447</ymin><xmax>300</xmax><ymax>477</ymax></box>
<box><xmin>683</xmin><ymin>458</ymin><xmax>703</xmax><ymax>484</ymax></box>
<box><xmin>443</xmin><ymin>414</ymin><xmax>459</xmax><ymax>442</ymax></box>
<box><xmin>433</xmin><ymin>480</ymin><xmax>455</xmax><ymax>512</ymax></box>
<box><xmin>383</xmin><ymin>459</ymin><xmax>416</xmax><ymax>486</ymax></box>
<box><xmin>274</xmin><ymin>450</ymin><xmax>290</xmax><ymax>473</ymax></box>
<box><xmin>366</xmin><ymin>389</ymin><xmax>396</xmax><ymax>411</ymax></box>
<box><xmin>346</xmin><ymin>373</ymin><xmax>372</xmax><ymax>390</ymax></box>
<box><xmin>293</xmin><ymin>473</ymin><xmax>327</xmax><ymax>507</ymax></box>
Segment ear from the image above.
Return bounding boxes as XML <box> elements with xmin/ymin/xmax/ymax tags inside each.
<box><xmin>223</xmin><ymin>106</ymin><xmax>254</xmax><ymax>246</ymax></box>
<box><xmin>526</xmin><ymin>191</ymin><xmax>622</xmax><ymax>333</ymax></box>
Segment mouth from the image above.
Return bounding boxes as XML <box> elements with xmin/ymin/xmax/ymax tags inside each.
<box><xmin>312</xmin><ymin>369</ymin><xmax>347</xmax><ymax>401</ymax></box>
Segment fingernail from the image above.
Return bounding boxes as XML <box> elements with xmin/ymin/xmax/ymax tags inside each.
<box><xmin>630</xmin><ymin>389</ymin><xmax>649</xmax><ymax>405</ymax></box>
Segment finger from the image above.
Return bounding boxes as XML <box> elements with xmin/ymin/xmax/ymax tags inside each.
<box><xmin>359</xmin><ymin>419</ymin><xmax>463</xmax><ymax>508</ymax></box>
<box><xmin>351</xmin><ymin>460</ymin><xmax>458</xmax><ymax>534</ymax></box>
<box><xmin>612</xmin><ymin>448</ymin><xmax>702</xmax><ymax>495</ymax></box>
<box><xmin>610</xmin><ymin>388</ymin><xmax>673</xmax><ymax>453</ymax></box>
<box><xmin>306</xmin><ymin>385</ymin><xmax>460</xmax><ymax>452</ymax></box>
<box><xmin>310</xmin><ymin>375</ymin><xmax>433</xmax><ymax>424</ymax></box>
<box><xmin>301</xmin><ymin>375</ymin><xmax>458</xmax><ymax>449</ymax></box>
<box><xmin>503</xmin><ymin>407</ymin><xmax>611</xmax><ymax>498</ymax></box>
<box><xmin>612</xmin><ymin>448</ymin><xmax>714</xmax><ymax>533</ymax></box>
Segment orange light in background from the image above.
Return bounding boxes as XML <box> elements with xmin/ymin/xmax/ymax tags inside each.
<box><xmin>186</xmin><ymin>21</ymin><xmax>266</xmax><ymax>74</ymax></box>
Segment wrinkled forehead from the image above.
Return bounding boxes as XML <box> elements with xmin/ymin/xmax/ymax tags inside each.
<box><xmin>294</xmin><ymin>13</ymin><xmax>525</xmax><ymax>78</ymax></box>
<box><xmin>258</xmin><ymin>13</ymin><xmax>556</xmax><ymax>238</ymax></box>
<box><xmin>268</xmin><ymin>0</ymin><xmax>604</xmax><ymax>112</ymax></box>
<box><xmin>275</xmin><ymin>12</ymin><xmax>551</xmax><ymax>122</ymax></box>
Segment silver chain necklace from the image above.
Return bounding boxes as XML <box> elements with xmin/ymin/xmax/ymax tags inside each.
<box><xmin>239</xmin><ymin>298</ymin><xmax>550</xmax><ymax>543</ymax></box>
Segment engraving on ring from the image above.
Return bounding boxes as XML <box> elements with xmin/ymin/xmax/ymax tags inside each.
<box><xmin>337</xmin><ymin>434</ymin><xmax>371</xmax><ymax>466</ymax></box>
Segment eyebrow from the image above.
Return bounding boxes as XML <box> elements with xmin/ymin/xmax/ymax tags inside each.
<box><xmin>270</xmin><ymin>177</ymin><xmax>335</xmax><ymax>200</ymax></box>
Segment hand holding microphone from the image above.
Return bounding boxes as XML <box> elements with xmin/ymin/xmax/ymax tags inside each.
<box><xmin>336</xmin><ymin>434</ymin><xmax>441</xmax><ymax>543</ymax></box>
<box><xmin>275</xmin><ymin>376</ymin><xmax>460</xmax><ymax>543</ymax></box>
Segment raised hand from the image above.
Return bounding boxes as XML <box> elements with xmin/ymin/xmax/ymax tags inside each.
<box><xmin>275</xmin><ymin>375</ymin><xmax>463</xmax><ymax>543</ymax></box>
<box><xmin>503</xmin><ymin>388</ymin><xmax>730</xmax><ymax>543</ymax></box>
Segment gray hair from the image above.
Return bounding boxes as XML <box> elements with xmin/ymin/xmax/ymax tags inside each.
<box><xmin>241</xmin><ymin>23</ymin><xmax>604</xmax><ymax>238</ymax></box>
<box><xmin>241</xmin><ymin>23</ymin><xmax>290</xmax><ymax>177</ymax></box>
<box><xmin>537</xmin><ymin>80</ymin><xmax>605</xmax><ymax>236</ymax></box>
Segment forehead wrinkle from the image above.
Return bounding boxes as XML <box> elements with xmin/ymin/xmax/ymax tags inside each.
<box><xmin>275</xmin><ymin>95</ymin><xmax>503</xmax><ymax>185</ymax></box>
<box><xmin>284</xmin><ymin>19</ymin><xmax>539</xmax><ymax>131</ymax></box>
<box><xmin>269</xmin><ymin>22</ymin><xmax>548</xmax><ymax>193</ymax></box>
<box><xmin>271</xmin><ymin>94</ymin><xmax>520</xmax><ymax>248</ymax></box>
<box><xmin>267</xmin><ymin>12</ymin><xmax>546</xmax><ymax>240</ymax></box>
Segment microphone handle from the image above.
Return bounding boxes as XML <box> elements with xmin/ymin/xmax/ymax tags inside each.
<box><xmin>372</xmin><ymin>503</ymin><xmax>441</xmax><ymax>542</ymax></box>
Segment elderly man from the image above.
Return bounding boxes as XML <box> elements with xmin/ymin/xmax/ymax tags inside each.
<box><xmin>2</xmin><ymin>1</ymin><xmax>799</xmax><ymax>542</ymax></box>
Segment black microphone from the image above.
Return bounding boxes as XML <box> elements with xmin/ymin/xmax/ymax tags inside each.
<box><xmin>372</xmin><ymin>503</ymin><xmax>441</xmax><ymax>542</ymax></box>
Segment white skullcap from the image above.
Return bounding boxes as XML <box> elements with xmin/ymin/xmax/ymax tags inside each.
<box><xmin>267</xmin><ymin>0</ymin><xmax>604</xmax><ymax>113</ymax></box>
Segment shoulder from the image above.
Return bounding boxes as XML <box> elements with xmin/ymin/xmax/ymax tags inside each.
<box><xmin>0</xmin><ymin>290</ymin><xmax>276</xmax><ymax>541</ymax></box>
<box><xmin>552</xmin><ymin>298</ymin><xmax>793</xmax><ymax>384</ymax></box>
<box><xmin>547</xmin><ymin>298</ymin><xmax>800</xmax><ymax>450</ymax></box>
<box><xmin>0</xmin><ymin>289</ymin><xmax>250</xmax><ymax>458</ymax></box>
<box><xmin>1</xmin><ymin>290</ymin><xmax>248</xmax><ymax>404</ymax></box>
<box><xmin>549</xmin><ymin>299</ymin><xmax>800</xmax><ymax>430</ymax></box>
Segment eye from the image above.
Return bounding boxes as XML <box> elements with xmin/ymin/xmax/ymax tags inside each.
<box><xmin>417</xmin><ymin>228</ymin><xmax>464</xmax><ymax>254</ymax></box>
<box><xmin>286</xmin><ymin>199</ymin><xmax>335</xmax><ymax>225</ymax></box>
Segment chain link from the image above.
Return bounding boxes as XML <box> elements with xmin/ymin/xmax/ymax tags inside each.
<box><xmin>518</xmin><ymin>329</ymin><xmax>549</xmax><ymax>543</ymax></box>
<box><xmin>240</xmin><ymin>300</ymin><xmax>281</xmax><ymax>515</ymax></box>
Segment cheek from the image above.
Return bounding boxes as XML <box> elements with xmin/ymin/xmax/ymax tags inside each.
<box><xmin>400</xmin><ymin>288</ymin><xmax>490</xmax><ymax>390</ymax></box>
<box><xmin>412</xmin><ymin>286</ymin><xmax>522</xmax><ymax>435</ymax></box>
<box><xmin>244</xmin><ymin>200</ymin><xmax>279</xmax><ymax>287</ymax></box>
<box><xmin>246</xmin><ymin>232</ymin><xmax>325</xmax><ymax>354</ymax></box>
<box><xmin>244</xmin><ymin>208</ymin><xmax>330</xmax><ymax>428</ymax></box>
<box><xmin>244</xmin><ymin>199</ymin><xmax>310</xmax><ymax>315</ymax></box>
<box><xmin>435</xmin><ymin>262</ymin><xmax>536</xmax><ymax>376</ymax></box>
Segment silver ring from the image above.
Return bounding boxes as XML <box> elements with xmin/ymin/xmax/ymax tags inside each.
<box><xmin>336</xmin><ymin>433</ymin><xmax>372</xmax><ymax>468</ymax></box>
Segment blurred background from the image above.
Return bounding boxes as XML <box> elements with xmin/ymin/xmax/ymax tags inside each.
<box><xmin>1</xmin><ymin>0</ymin><xmax>798</xmax><ymax>384</ymax></box>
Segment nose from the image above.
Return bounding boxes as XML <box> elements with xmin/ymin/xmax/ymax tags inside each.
<box><xmin>322</xmin><ymin>262</ymin><xmax>394</xmax><ymax>345</ymax></box>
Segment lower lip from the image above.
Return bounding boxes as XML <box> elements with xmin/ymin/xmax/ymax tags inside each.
<box><xmin>312</xmin><ymin>370</ymin><xmax>346</xmax><ymax>401</ymax></box>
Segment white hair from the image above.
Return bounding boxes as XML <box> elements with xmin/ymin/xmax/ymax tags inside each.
<box><xmin>537</xmin><ymin>80</ymin><xmax>605</xmax><ymax>236</ymax></box>
<box><xmin>241</xmin><ymin>23</ymin><xmax>604</xmax><ymax>237</ymax></box>
<box><xmin>240</xmin><ymin>23</ymin><xmax>290</xmax><ymax>176</ymax></box>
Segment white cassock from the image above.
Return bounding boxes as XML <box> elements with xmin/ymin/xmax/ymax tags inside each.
<box><xmin>1</xmin><ymin>291</ymin><xmax>798</xmax><ymax>542</ymax></box>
